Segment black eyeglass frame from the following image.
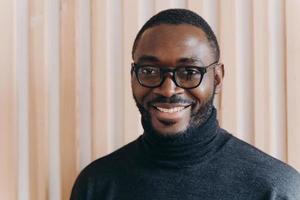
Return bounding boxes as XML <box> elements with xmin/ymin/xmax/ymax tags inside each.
<box><xmin>131</xmin><ymin>61</ymin><xmax>219</xmax><ymax>89</ymax></box>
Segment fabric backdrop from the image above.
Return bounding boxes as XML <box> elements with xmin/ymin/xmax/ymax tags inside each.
<box><xmin>1</xmin><ymin>0</ymin><xmax>299</xmax><ymax>199</ymax></box>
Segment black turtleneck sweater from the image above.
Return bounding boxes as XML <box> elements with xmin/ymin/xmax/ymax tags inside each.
<box><xmin>70</xmin><ymin>109</ymin><xmax>300</xmax><ymax>200</ymax></box>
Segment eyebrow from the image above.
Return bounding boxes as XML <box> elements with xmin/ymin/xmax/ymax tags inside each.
<box><xmin>176</xmin><ymin>57</ymin><xmax>204</xmax><ymax>65</ymax></box>
<box><xmin>136</xmin><ymin>55</ymin><xmax>160</xmax><ymax>63</ymax></box>
<box><xmin>136</xmin><ymin>55</ymin><xmax>205</xmax><ymax>65</ymax></box>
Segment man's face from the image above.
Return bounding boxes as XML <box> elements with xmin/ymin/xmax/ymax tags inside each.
<box><xmin>132</xmin><ymin>24</ymin><xmax>223</xmax><ymax>136</ymax></box>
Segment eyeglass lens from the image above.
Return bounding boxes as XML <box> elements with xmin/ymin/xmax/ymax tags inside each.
<box><xmin>137</xmin><ymin>66</ymin><xmax>202</xmax><ymax>88</ymax></box>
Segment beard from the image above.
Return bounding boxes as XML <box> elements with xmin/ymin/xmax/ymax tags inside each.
<box><xmin>133</xmin><ymin>88</ymin><xmax>215</xmax><ymax>137</ymax></box>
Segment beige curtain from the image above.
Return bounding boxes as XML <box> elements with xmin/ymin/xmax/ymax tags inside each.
<box><xmin>1</xmin><ymin>0</ymin><xmax>299</xmax><ymax>199</ymax></box>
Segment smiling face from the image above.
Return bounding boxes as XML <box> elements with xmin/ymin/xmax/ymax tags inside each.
<box><xmin>132</xmin><ymin>24</ymin><xmax>223</xmax><ymax>136</ymax></box>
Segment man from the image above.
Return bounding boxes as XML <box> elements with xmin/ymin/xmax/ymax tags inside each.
<box><xmin>71</xmin><ymin>9</ymin><xmax>300</xmax><ymax>199</ymax></box>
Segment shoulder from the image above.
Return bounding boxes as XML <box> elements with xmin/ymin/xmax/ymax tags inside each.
<box><xmin>220</xmin><ymin>130</ymin><xmax>300</xmax><ymax>197</ymax></box>
<box><xmin>80</xmin><ymin>137</ymin><xmax>140</xmax><ymax>177</ymax></box>
<box><xmin>70</xmin><ymin>138</ymin><xmax>140</xmax><ymax>199</ymax></box>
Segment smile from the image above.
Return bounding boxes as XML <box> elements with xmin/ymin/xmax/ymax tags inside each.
<box><xmin>153</xmin><ymin>104</ymin><xmax>191</xmax><ymax>114</ymax></box>
<box><xmin>155</xmin><ymin>106</ymin><xmax>185</xmax><ymax>113</ymax></box>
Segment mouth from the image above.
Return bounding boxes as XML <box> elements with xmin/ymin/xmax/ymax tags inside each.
<box><xmin>147</xmin><ymin>103</ymin><xmax>192</xmax><ymax>133</ymax></box>
<box><xmin>153</xmin><ymin>105</ymin><xmax>190</xmax><ymax>113</ymax></box>
<box><xmin>150</xmin><ymin>103</ymin><xmax>192</xmax><ymax>121</ymax></box>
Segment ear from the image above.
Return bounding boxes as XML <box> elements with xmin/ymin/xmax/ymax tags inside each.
<box><xmin>130</xmin><ymin>63</ymin><xmax>135</xmax><ymax>76</ymax></box>
<box><xmin>214</xmin><ymin>63</ymin><xmax>224</xmax><ymax>94</ymax></box>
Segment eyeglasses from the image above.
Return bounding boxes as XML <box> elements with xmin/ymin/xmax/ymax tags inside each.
<box><xmin>131</xmin><ymin>61</ymin><xmax>219</xmax><ymax>89</ymax></box>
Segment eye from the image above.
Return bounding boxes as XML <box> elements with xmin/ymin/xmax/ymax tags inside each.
<box><xmin>180</xmin><ymin>68</ymin><xmax>200</xmax><ymax>76</ymax></box>
<box><xmin>139</xmin><ymin>66</ymin><xmax>160</xmax><ymax>76</ymax></box>
<box><xmin>183</xmin><ymin>68</ymin><xmax>199</xmax><ymax>75</ymax></box>
<box><xmin>177</xmin><ymin>67</ymin><xmax>201</xmax><ymax>80</ymax></box>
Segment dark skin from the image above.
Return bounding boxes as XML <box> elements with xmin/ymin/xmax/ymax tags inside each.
<box><xmin>132</xmin><ymin>24</ymin><xmax>224</xmax><ymax>136</ymax></box>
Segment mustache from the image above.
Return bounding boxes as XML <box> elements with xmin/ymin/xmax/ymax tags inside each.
<box><xmin>147</xmin><ymin>95</ymin><xmax>195</xmax><ymax>107</ymax></box>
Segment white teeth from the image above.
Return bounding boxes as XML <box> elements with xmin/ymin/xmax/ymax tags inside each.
<box><xmin>156</xmin><ymin>106</ymin><xmax>185</xmax><ymax>113</ymax></box>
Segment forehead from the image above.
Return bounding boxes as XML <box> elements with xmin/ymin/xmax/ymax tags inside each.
<box><xmin>134</xmin><ymin>24</ymin><xmax>214</xmax><ymax>64</ymax></box>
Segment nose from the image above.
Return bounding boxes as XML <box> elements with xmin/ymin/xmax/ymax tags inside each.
<box><xmin>153</xmin><ymin>76</ymin><xmax>183</xmax><ymax>97</ymax></box>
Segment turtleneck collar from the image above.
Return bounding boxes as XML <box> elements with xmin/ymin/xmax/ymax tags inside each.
<box><xmin>137</xmin><ymin>107</ymin><xmax>223</xmax><ymax>168</ymax></box>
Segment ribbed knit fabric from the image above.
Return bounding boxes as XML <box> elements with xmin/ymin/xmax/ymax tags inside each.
<box><xmin>138</xmin><ymin>108</ymin><xmax>226</xmax><ymax>168</ymax></box>
<box><xmin>70</xmin><ymin>109</ymin><xmax>300</xmax><ymax>200</ymax></box>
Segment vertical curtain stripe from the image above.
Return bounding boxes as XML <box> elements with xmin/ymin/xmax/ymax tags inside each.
<box><xmin>45</xmin><ymin>0</ymin><xmax>61</xmax><ymax>199</ymax></box>
<box><xmin>219</xmin><ymin>0</ymin><xmax>238</xmax><ymax>131</ymax></box>
<box><xmin>267</xmin><ymin>0</ymin><xmax>286</xmax><ymax>160</ymax></box>
<box><xmin>59</xmin><ymin>0</ymin><xmax>77</xmax><ymax>199</ymax></box>
<box><xmin>91</xmin><ymin>0</ymin><xmax>110</xmax><ymax>159</ymax></box>
<box><xmin>75</xmin><ymin>0</ymin><xmax>92</xmax><ymax>171</ymax></box>
<box><xmin>0</xmin><ymin>1</ymin><xmax>18</xmax><ymax>199</ymax></box>
<box><xmin>28</xmin><ymin>0</ymin><xmax>49</xmax><ymax>199</ymax></box>
<box><xmin>107</xmin><ymin>0</ymin><xmax>124</xmax><ymax>151</ymax></box>
<box><xmin>286</xmin><ymin>0</ymin><xmax>300</xmax><ymax>171</ymax></box>
<box><xmin>15</xmin><ymin>0</ymin><xmax>30</xmax><ymax>198</ymax></box>
<box><xmin>253</xmin><ymin>0</ymin><xmax>270</xmax><ymax>153</ymax></box>
<box><xmin>123</xmin><ymin>0</ymin><xmax>141</xmax><ymax>144</ymax></box>
<box><xmin>235</xmin><ymin>0</ymin><xmax>254</xmax><ymax>143</ymax></box>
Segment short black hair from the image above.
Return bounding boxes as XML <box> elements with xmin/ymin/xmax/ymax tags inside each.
<box><xmin>132</xmin><ymin>8</ymin><xmax>220</xmax><ymax>61</ymax></box>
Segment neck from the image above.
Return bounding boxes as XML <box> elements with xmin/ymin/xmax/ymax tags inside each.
<box><xmin>138</xmin><ymin>107</ymin><xmax>222</xmax><ymax>168</ymax></box>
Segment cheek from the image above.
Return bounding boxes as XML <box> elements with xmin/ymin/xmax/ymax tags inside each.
<box><xmin>131</xmin><ymin>78</ymin><xmax>151</xmax><ymax>105</ymax></box>
<box><xmin>189</xmin><ymin>73</ymin><xmax>215</xmax><ymax>102</ymax></box>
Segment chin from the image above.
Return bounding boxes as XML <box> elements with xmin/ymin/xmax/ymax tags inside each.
<box><xmin>151</xmin><ymin>123</ymin><xmax>189</xmax><ymax>137</ymax></box>
<box><xmin>155</xmin><ymin>128</ymin><xmax>185</xmax><ymax>136</ymax></box>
